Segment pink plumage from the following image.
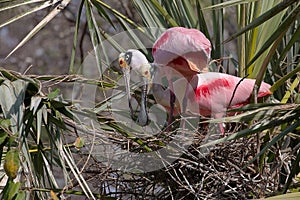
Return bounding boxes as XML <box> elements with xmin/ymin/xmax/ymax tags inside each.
<box><xmin>187</xmin><ymin>72</ymin><xmax>272</xmax><ymax>117</ymax></box>
<box><xmin>152</xmin><ymin>27</ymin><xmax>211</xmax><ymax>80</ymax></box>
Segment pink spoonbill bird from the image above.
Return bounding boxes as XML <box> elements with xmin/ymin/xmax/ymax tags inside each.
<box><xmin>184</xmin><ymin>72</ymin><xmax>272</xmax><ymax>134</ymax></box>
<box><xmin>119</xmin><ymin>27</ymin><xmax>211</xmax><ymax>126</ymax></box>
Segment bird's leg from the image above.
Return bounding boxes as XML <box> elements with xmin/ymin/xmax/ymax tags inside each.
<box><xmin>167</xmin><ymin>79</ymin><xmax>175</xmax><ymax>131</ymax></box>
<box><xmin>218</xmin><ymin>123</ymin><xmax>225</xmax><ymax>136</ymax></box>
<box><xmin>180</xmin><ymin>81</ymin><xmax>189</xmax><ymax>130</ymax></box>
<box><xmin>213</xmin><ymin>113</ymin><xmax>225</xmax><ymax>136</ymax></box>
<box><xmin>167</xmin><ymin>83</ymin><xmax>176</xmax><ymax>131</ymax></box>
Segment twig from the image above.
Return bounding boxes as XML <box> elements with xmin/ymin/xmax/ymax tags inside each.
<box><xmin>227</xmin><ymin>74</ymin><xmax>249</xmax><ymax>109</ymax></box>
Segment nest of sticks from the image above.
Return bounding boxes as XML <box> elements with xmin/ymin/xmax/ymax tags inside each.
<box><xmin>70</xmin><ymin>119</ymin><xmax>295</xmax><ymax>200</ymax></box>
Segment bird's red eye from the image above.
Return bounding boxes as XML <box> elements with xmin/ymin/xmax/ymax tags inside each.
<box><xmin>119</xmin><ymin>60</ymin><xmax>124</xmax><ymax>65</ymax></box>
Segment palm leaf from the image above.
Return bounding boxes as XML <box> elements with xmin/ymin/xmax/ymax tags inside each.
<box><xmin>247</xmin><ymin>4</ymin><xmax>300</xmax><ymax>70</ymax></box>
<box><xmin>224</xmin><ymin>0</ymin><xmax>298</xmax><ymax>43</ymax></box>
<box><xmin>200</xmin><ymin>104</ymin><xmax>300</xmax><ymax>148</ymax></box>
<box><xmin>0</xmin><ymin>1</ymin><xmax>53</xmax><ymax>29</ymax></box>
<box><xmin>0</xmin><ymin>0</ymin><xmax>45</xmax><ymax>12</ymax></box>
<box><xmin>69</xmin><ymin>0</ymin><xmax>85</xmax><ymax>74</ymax></box>
<box><xmin>5</xmin><ymin>0</ymin><xmax>72</xmax><ymax>58</ymax></box>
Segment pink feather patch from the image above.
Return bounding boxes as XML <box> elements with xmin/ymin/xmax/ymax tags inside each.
<box><xmin>195</xmin><ymin>78</ymin><xmax>231</xmax><ymax>99</ymax></box>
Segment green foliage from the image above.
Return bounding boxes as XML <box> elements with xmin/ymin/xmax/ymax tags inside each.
<box><xmin>2</xmin><ymin>180</ymin><xmax>21</xmax><ymax>200</ymax></box>
<box><xmin>0</xmin><ymin>70</ymin><xmax>107</xmax><ymax>199</ymax></box>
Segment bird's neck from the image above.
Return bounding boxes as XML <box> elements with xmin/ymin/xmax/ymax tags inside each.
<box><xmin>149</xmin><ymin>63</ymin><xmax>157</xmax><ymax>80</ymax></box>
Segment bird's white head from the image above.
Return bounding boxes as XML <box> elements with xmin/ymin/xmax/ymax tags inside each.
<box><xmin>119</xmin><ymin>49</ymin><xmax>152</xmax><ymax>81</ymax></box>
<box><xmin>118</xmin><ymin>49</ymin><xmax>153</xmax><ymax>126</ymax></box>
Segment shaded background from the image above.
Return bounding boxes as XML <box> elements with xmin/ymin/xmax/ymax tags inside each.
<box><xmin>0</xmin><ymin>0</ymin><xmax>237</xmax><ymax>75</ymax></box>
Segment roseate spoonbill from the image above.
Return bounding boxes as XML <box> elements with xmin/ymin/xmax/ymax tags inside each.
<box><xmin>183</xmin><ymin>72</ymin><xmax>272</xmax><ymax>133</ymax></box>
<box><xmin>119</xmin><ymin>27</ymin><xmax>211</xmax><ymax>125</ymax></box>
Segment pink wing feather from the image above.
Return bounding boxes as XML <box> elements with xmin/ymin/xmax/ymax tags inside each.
<box><xmin>188</xmin><ymin>72</ymin><xmax>272</xmax><ymax>116</ymax></box>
